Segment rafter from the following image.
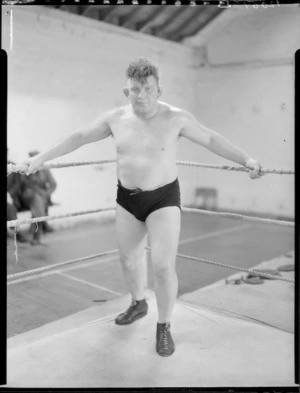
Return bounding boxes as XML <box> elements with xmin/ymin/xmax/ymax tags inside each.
<box><xmin>138</xmin><ymin>7</ymin><xmax>174</xmax><ymax>34</ymax></box>
<box><xmin>173</xmin><ymin>8</ymin><xmax>223</xmax><ymax>41</ymax></box>
<box><xmin>168</xmin><ymin>7</ymin><xmax>207</xmax><ymax>38</ymax></box>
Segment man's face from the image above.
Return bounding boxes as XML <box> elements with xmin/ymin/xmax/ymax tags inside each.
<box><xmin>124</xmin><ymin>76</ymin><xmax>161</xmax><ymax>115</ymax></box>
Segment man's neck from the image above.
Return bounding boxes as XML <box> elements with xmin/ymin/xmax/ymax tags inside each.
<box><xmin>133</xmin><ymin>104</ymin><xmax>159</xmax><ymax>121</ymax></box>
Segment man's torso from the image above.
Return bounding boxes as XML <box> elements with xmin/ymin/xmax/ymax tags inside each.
<box><xmin>109</xmin><ymin>102</ymin><xmax>182</xmax><ymax>190</ymax></box>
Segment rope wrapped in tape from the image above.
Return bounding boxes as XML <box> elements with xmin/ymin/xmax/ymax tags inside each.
<box><xmin>176</xmin><ymin>161</ymin><xmax>294</xmax><ymax>175</ymax></box>
<box><xmin>7</xmin><ymin>160</ymin><xmax>294</xmax><ymax>175</ymax></box>
<box><xmin>7</xmin><ymin>249</ymin><xmax>119</xmax><ymax>282</ymax></box>
<box><xmin>182</xmin><ymin>207</ymin><xmax>294</xmax><ymax>227</ymax></box>
<box><xmin>7</xmin><ymin>247</ymin><xmax>294</xmax><ymax>284</ymax></box>
<box><xmin>7</xmin><ymin>206</ymin><xmax>294</xmax><ymax>229</ymax></box>
<box><xmin>145</xmin><ymin>247</ymin><xmax>294</xmax><ymax>283</ymax></box>
<box><xmin>7</xmin><ymin>207</ymin><xmax>116</xmax><ymax>228</ymax></box>
<box><xmin>7</xmin><ymin>160</ymin><xmax>116</xmax><ymax>175</ymax></box>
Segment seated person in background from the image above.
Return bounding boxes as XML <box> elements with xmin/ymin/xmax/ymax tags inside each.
<box><xmin>29</xmin><ymin>150</ymin><xmax>57</xmax><ymax>233</ymax></box>
<box><xmin>21</xmin><ymin>150</ymin><xmax>57</xmax><ymax>245</ymax></box>
<box><xmin>7</xmin><ymin>192</ymin><xmax>28</xmax><ymax>243</ymax></box>
<box><xmin>7</xmin><ymin>157</ymin><xmax>24</xmax><ymax>213</ymax></box>
<box><xmin>7</xmin><ymin>155</ymin><xmax>29</xmax><ymax>243</ymax></box>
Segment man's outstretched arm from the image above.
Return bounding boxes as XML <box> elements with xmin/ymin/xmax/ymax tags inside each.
<box><xmin>178</xmin><ymin>110</ymin><xmax>262</xmax><ymax>179</ymax></box>
<box><xmin>24</xmin><ymin>110</ymin><xmax>114</xmax><ymax>174</ymax></box>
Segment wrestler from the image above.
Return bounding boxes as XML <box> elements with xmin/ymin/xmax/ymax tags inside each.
<box><xmin>23</xmin><ymin>58</ymin><xmax>262</xmax><ymax>357</ymax></box>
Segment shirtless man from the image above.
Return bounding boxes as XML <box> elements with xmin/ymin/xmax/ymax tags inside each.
<box><xmin>24</xmin><ymin>58</ymin><xmax>262</xmax><ymax>357</ymax></box>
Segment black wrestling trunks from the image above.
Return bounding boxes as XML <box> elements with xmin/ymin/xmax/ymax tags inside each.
<box><xmin>116</xmin><ymin>178</ymin><xmax>181</xmax><ymax>222</ymax></box>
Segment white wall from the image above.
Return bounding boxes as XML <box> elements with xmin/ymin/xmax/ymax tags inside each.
<box><xmin>3</xmin><ymin>5</ymin><xmax>199</xmax><ymax>213</ymax></box>
<box><xmin>4</xmin><ymin>5</ymin><xmax>297</xmax><ymax>218</ymax></box>
<box><xmin>179</xmin><ymin>5</ymin><xmax>298</xmax><ymax>217</ymax></box>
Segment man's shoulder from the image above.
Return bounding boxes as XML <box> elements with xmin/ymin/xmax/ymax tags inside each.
<box><xmin>159</xmin><ymin>101</ymin><xmax>185</xmax><ymax>114</ymax></box>
<box><xmin>104</xmin><ymin>105</ymin><xmax>129</xmax><ymax>117</ymax></box>
<box><xmin>158</xmin><ymin>102</ymin><xmax>189</xmax><ymax>120</ymax></box>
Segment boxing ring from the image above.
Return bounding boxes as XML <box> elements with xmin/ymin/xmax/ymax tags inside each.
<box><xmin>6</xmin><ymin>160</ymin><xmax>296</xmax><ymax>388</ymax></box>
<box><xmin>7</xmin><ymin>159</ymin><xmax>294</xmax><ymax>283</ymax></box>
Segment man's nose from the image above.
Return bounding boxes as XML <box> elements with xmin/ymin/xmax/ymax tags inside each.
<box><xmin>138</xmin><ymin>90</ymin><xmax>147</xmax><ymax>99</ymax></box>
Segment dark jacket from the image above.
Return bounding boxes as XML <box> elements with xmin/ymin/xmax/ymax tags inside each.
<box><xmin>7</xmin><ymin>160</ymin><xmax>57</xmax><ymax>210</ymax></box>
<box><xmin>7</xmin><ymin>160</ymin><xmax>24</xmax><ymax>210</ymax></box>
<box><xmin>22</xmin><ymin>169</ymin><xmax>57</xmax><ymax>205</ymax></box>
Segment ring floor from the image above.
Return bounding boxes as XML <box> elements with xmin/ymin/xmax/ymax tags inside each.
<box><xmin>6</xmin><ymin>278</ymin><xmax>295</xmax><ymax>387</ymax></box>
<box><xmin>6</xmin><ymin>213</ymin><xmax>296</xmax><ymax>387</ymax></box>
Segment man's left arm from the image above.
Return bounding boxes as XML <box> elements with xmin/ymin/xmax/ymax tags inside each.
<box><xmin>179</xmin><ymin>110</ymin><xmax>262</xmax><ymax>179</ymax></box>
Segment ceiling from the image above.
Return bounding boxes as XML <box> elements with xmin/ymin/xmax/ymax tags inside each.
<box><xmin>50</xmin><ymin>5</ymin><xmax>224</xmax><ymax>43</ymax></box>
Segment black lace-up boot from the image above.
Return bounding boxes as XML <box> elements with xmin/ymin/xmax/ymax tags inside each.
<box><xmin>156</xmin><ymin>322</ymin><xmax>175</xmax><ymax>357</ymax></box>
<box><xmin>115</xmin><ymin>299</ymin><xmax>148</xmax><ymax>325</ymax></box>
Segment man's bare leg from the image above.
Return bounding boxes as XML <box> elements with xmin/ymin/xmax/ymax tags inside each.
<box><xmin>115</xmin><ymin>203</ymin><xmax>148</xmax><ymax>302</ymax></box>
<box><xmin>146</xmin><ymin>206</ymin><xmax>181</xmax><ymax>323</ymax></box>
<box><xmin>146</xmin><ymin>206</ymin><xmax>181</xmax><ymax>356</ymax></box>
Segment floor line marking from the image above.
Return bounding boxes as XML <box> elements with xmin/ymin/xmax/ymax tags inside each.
<box><xmin>57</xmin><ymin>272</ymin><xmax>123</xmax><ymax>296</ymax></box>
<box><xmin>178</xmin><ymin>223</ymin><xmax>251</xmax><ymax>245</ymax></box>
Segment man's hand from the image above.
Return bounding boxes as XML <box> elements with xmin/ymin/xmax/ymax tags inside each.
<box><xmin>21</xmin><ymin>156</ymin><xmax>44</xmax><ymax>175</ymax></box>
<box><xmin>245</xmin><ymin>158</ymin><xmax>263</xmax><ymax>179</ymax></box>
<box><xmin>7</xmin><ymin>192</ymin><xmax>13</xmax><ymax>205</ymax></box>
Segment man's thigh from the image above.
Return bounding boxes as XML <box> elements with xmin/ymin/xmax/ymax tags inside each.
<box><xmin>116</xmin><ymin>203</ymin><xmax>147</xmax><ymax>260</ymax></box>
<box><xmin>145</xmin><ymin>206</ymin><xmax>181</xmax><ymax>265</ymax></box>
<box><xmin>30</xmin><ymin>193</ymin><xmax>46</xmax><ymax>216</ymax></box>
<box><xmin>7</xmin><ymin>203</ymin><xmax>17</xmax><ymax>221</ymax></box>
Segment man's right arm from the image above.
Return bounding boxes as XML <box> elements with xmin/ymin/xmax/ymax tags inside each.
<box><xmin>25</xmin><ymin>110</ymin><xmax>114</xmax><ymax>174</ymax></box>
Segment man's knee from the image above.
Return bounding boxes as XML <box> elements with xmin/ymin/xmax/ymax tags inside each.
<box><xmin>151</xmin><ymin>246</ymin><xmax>176</xmax><ymax>267</ymax></box>
<box><xmin>152</xmin><ymin>260</ymin><xmax>176</xmax><ymax>280</ymax></box>
<box><xmin>120</xmin><ymin>253</ymin><xmax>144</xmax><ymax>271</ymax></box>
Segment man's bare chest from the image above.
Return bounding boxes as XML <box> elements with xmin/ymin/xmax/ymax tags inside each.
<box><xmin>111</xmin><ymin>119</ymin><xmax>179</xmax><ymax>155</ymax></box>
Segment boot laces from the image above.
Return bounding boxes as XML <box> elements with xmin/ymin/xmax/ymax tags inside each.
<box><xmin>124</xmin><ymin>301</ymin><xmax>138</xmax><ymax>316</ymax></box>
<box><xmin>159</xmin><ymin>325</ymin><xmax>170</xmax><ymax>348</ymax></box>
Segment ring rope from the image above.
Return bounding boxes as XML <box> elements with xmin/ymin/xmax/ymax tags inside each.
<box><xmin>7</xmin><ymin>207</ymin><xmax>116</xmax><ymax>228</ymax></box>
<box><xmin>7</xmin><ymin>160</ymin><xmax>116</xmax><ymax>175</ymax></box>
<box><xmin>7</xmin><ymin>160</ymin><xmax>293</xmax><ymax>282</ymax></box>
<box><xmin>7</xmin><ymin>206</ymin><xmax>294</xmax><ymax>228</ymax></box>
<box><xmin>7</xmin><ymin>249</ymin><xmax>119</xmax><ymax>281</ymax></box>
<box><xmin>7</xmin><ymin>160</ymin><xmax>294</xmax><ymax>175</ymax></box>
<box><xmin>182</xmin><ymin>207</ymin><xmax>294</xmax><ymax>227</ymax></box>
<box><xmin>177</xmin><ymin>161</ymin><xmax>294</xmax><ymax>175</ymax></box>
<box><xmin>8</xmin><ymin>246</ymin><xmax>294</xmax><ymax>283</ymax></box>
<box><xmin>145</xmin><ymin>247</ymin><xmax>294</xmax><ymax>283</ymax></box>
<box><xmin>176</xmin><ymin>252</ymin><xmax>294</xmax><ymax>283</ymax></box>
<box><xmin>175</xmin><ymin>252</ymin><xmax>295</xmax><ymax>283</ymax></box>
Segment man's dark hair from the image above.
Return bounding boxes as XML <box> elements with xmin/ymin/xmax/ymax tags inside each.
<box><xmin>126</xmin><ymin>58</ymin><xmax>159</xmax><ymax>85</ymax></box>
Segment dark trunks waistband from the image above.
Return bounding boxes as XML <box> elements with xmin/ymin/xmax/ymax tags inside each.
<box><xmin>117</xmin><ymin>178</ymin><xmax>179</xmax><ymax>195</ymax></box>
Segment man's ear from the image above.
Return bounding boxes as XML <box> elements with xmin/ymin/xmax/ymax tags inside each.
<box><xmin>158</xmin><ymin>86</ymin><xmax>163</xmax><ymax>97</ymax></box>
<box><xmin>123</xmin><ymin>88</ymin><xmax>129</xmax><ymax>98</ymax></box>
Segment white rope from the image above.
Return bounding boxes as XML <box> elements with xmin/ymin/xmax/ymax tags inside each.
<box><xmin>176</xmin><ymin>160</ymin><xmax>294</xmax><ymax>175</ymax></box>
<box><xmin>7</xmin><ymin>207</ymin><xmax>116</xmax><ymax>228</ymax></box>
<box><xmin>145</xmin><ymin>247</ymin><xmax>294</xmax><ymax>283</ymax></box>
<box><xmin>182</xmin><ymin>207</ymin><xmax>294</xmax><ymax>227</ymax></box>
<box><xmin>8</xmin><ymin>246</ymin><xmax>293</xmax><ymax>284</ymax></box>
<box><xmin>7</xmin><ymin>249</ymin><xmax>119</xmax><ymax>281</ymax></box>
<box><xmin>7</xmin><ymin>160</ymin><xmax>294</xmax><ymax>175</ymax></box>
<box><xmin>7</xmin><ymin>206</ymin><xmax>294</xmax><ymax>228</ymax></box>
